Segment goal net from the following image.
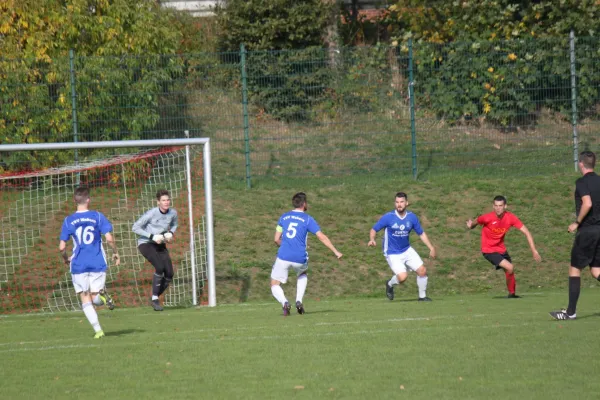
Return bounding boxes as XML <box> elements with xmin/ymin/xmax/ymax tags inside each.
<box><xmin>0</xmin><ymin>139</ymin><xmax>215</xmax><ymax>314</ymax></box>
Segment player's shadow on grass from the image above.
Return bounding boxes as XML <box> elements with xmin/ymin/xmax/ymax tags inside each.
<box><xmin>305</xmin><ymin>309</ymin><xmax>339</xmax><ymax>314</ymax></box>
<box><xmin>575</xmin><ymin>312</ymin><xmax>600</xmax><ymax>320</ymax></box>
<box><xmin>105</xmin><ymin>329</ymin><xmax>145</xmax><ymax>337</ymax></box>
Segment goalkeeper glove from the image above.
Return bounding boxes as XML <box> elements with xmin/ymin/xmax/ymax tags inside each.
<box><xmin>164</xmin><ymin>231</ymin><xmax>174</xmax><ymax>243</ymax></box>
<box><xmin>149</xmin><ymin>233</ymin><xmax>165</xmax><ymax>244</ymax></box>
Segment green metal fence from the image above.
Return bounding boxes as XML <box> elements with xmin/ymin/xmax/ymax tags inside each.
<box><xmin>1</xmin><ymin>33</ymin><xmax>599</xmax><ymax>184</ymax></box>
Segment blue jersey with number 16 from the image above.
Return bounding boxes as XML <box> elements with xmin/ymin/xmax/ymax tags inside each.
<box><xmin>60</xmin><ymin>210</ymin><xmax>113</xmax><ymax>274</ymax></box>
<box><xmin>276</xmin><ymin>210</ymin><xmax>321</xmax><ymax>264</ymax></box>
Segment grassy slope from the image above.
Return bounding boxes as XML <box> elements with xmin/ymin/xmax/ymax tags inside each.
<box><xmin>212</xmin><ymin>171</ymin><xmax>595</xmax><ymax>303</ymax></box>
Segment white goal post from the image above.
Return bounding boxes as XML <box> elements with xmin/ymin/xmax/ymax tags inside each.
<box><xmin>0</xmin><ymin>138</ymin><xmax>216</xmax><ymax>311</ymax></box>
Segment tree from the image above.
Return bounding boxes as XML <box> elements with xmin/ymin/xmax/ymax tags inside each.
<box><xmin>0</xmin><ymin>0</ymin><xmax>185</xmax><ymax>171</ymax></box>
<box><xmin>215</xmin><ymin>0</ymin><xmax>333</xmax><ymax>51</ymax></box>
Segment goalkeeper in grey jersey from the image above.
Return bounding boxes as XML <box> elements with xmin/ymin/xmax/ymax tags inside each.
<box><xmin>132</xmin><ymin>189</ymin><xmax>178</xmax><ymax>311</ymax></box>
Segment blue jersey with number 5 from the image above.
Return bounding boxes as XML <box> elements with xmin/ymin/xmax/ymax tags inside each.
<box><xmin>60</xmin><ymin>210</ymin><xmax>113</xmax><ymax>274</ymax></box>
<box><xmin>276</xmin><ymin>210</ymin><xmax>321</xmax><ymax>264</ymax></box>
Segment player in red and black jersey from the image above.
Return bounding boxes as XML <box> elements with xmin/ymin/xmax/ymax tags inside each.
<box><xmin>550</xmin><ymin>151</ymin><xmax>600</xmax><ymax>320</ymax></box>
<box><xmin>467</xmin><ymin>196</ymin><xmax>541</xmax><ymax>298</ymax></box>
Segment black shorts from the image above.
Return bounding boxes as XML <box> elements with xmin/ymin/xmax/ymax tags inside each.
<box><xmin>138</xmin><ymin>242</ymin><xmax>174</xmax><ymax>277</ymax></box>
<box><xmin>482</xmin><ymin>252</ymin><xmax>512</xmax><ymax>270</ymax></box>
<box><xmin>570</xmin><ymin>225</ymin><xmax>600</xmax><ymax>268</ymax></box>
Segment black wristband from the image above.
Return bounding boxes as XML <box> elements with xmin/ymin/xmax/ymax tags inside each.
<box><xmin>149</xmin><ymin>234</ymin><xmax>154</xmax><ymax>240</ymax></box>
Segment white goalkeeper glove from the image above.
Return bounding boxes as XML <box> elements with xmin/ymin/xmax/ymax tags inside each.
<box><xmin>164</xmin><ymin>231</ymin><xmax>174</xmax><ymax>243</ymax></box>
<box><xmin>150</xmin><ymin>233</ymin><xmax>165</xmax><ymax>244</ymax></box>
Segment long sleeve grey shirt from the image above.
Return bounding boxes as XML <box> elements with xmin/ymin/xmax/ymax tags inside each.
<box><xmin>132</xmin><ymin>207</ymin><xmax>178</xmax><ymax>246</ymax></box>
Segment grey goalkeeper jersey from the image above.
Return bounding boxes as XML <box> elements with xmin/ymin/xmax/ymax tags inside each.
<box><xmin>132</xmin><ymin>207</ymin><xmax>178</xmax><ymax>246</ymax></box>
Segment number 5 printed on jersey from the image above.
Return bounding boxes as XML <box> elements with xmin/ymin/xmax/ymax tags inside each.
<box><xmin>286</xmin><ymin>222</ymin><xmax>298</xmax><ymax>239</ymax></box>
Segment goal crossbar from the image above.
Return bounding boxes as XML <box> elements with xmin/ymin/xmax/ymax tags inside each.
<box><xmin>0</xmin><ymin>138</ymin><xmax>216</xmax><ymax>308</ymax></box>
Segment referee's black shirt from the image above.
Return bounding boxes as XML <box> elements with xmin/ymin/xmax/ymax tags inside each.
<box><xmin>575</xmin><ymin>171</ymin><xmax>600</xmax><ymax>227</ymax></box>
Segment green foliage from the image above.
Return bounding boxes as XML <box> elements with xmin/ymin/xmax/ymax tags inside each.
<box><xmin>0</xmin><ymin>0</ymin><xmax>185</xmax><ymax>171</ymax></box>
<box><xmin>383</xmin><ymin>1</ymin><xmax>600</xmax><ymax>125</ymax></box>
<box><xmin>215</xmin><ymin>0</ymin><xmax>334</xmax><ymax>121</ymax></box>
<box><xmin>246</xmin><ymin>47</ymin><xmax>332</xmax><ymax>122</ymax></box>
<box><xmin>330</xmin><ymin>45</ymin><xmax>395</xmax><ymax>113</ymax></box>
<box><xmin>215</xmin><ymin>0</ymin><xmax>332</xmax><ymax>51</ymax></box>
<box><xmin>386</xmin><ymin>1</ymin><xmax>600</xmax><ymax>43</ymax></box>
<box><xmin>408</xmin><ymin>36</ymin><xmax>600</xmax><ymax>126</ymax></box>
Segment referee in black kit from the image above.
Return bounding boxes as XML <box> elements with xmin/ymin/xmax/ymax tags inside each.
<box><xmin>550</xmin><ymin>151</ymin><xmax>600</xmax><ymax>320</ymax></box>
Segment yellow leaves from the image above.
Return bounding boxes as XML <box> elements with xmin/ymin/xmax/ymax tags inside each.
<box><xmin>58</xmin><ymin>94</ymin><xmax>66</xmax><ymax>105</ymax></box>
<box><xmin>110</xmin><ymin>172</ymin><xmax>120</xmax><ymax>184</ymax></box>
<box><xmin>508</xmin><ymin>53</ymin><xmax>517</xmax><ymax>61</ymax></box>
<box><xmin>488</xmin><ymin>67</ymin><xmax>494</xmax><ymax>73</ymax></box>
<box><xmin>484</xmin><ymin>83</ymin><xmax>491</xmax><ymax>90</ymax></box>
<box><xmin>490</xmin><ymin>33</ymin><xmax>496</xmax><ymax>39</ymax></box>
<box><xmin>483</xmin><ymin>103</ymin><xmax>491</xmax><ymax>114</ymax></box>
<box><xmin>0</xmin><ymin>22</ymin><xmax>12</xmax><ymax>34</ymax></box>
<box><xmin>470</xmin><ymin>72</ymin><xmax>477</xmax><ymax>79</ymax></box>
<box><xmin>46</xmin><ymin>72</ymin><xmax>57</xmax><ymax>83</ymax></box>
<box><xmin>535</xmin><ymin>12</ymin><xmax>541</xmax><ymax>20</ymax></box>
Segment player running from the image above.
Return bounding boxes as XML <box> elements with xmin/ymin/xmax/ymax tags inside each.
<box><xmin>132</xmin><ymin>189</ymin><xmax>178</xmax><ymax>311</ymax></box>
<box><xmin>467</xmin><ymin>195</ymin><xmax>541</xmax><ymax>298</ymax></box>
<box><xmin>369</xmin><ymin>192</ymin><xmax>436</xmax><ymax>301</ymax></box>
<box><xmin>59</xmin><ymin>187</ymin><xmax>120</xmax><ymax>339</ymax></box>
<box><xmin>271</xmin><ymin>192</ymin><xmax>342</xmax><ymax>316</ymax></box>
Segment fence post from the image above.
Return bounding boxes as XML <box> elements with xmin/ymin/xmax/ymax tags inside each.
<box><xmin>240</xmin><ymin>44</ymin><xmax>252</xmax><ymax>188</ymax></box>
<box><xmin>69</xmin><ymin>49</ymin><xmax>80</xmax><ymax>184</ymax></box>
<box><xmin>569</xmin><ymin>30</ymin><xmax>579</xmax><ymax>171</ymax></box>
<box><xmin>408</xmin><ymin>38</ymin><xmax>417</xmax><ymax>179</ymax></box>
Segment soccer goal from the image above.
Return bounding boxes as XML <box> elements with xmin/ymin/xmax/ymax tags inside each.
<box><xmin>0</xmin><ymin>138</ymin><xmax>216</xmax><ymax>314</ymax></box>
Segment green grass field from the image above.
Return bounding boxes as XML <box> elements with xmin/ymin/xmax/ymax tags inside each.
<box><xmin>2</xmin><ymin>291</ymin><xmax>600</xmax><ymax>399</ymax></box>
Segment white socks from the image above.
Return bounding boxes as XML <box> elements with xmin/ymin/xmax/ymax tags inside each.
<box><xmin>271</xmin><ymin>285</ymin><xmax>288</xmax><ymax>305</ymax></box>
<box><xmin>417</xmin><ymin>275</ymin><xmax>428</xmax><ymax>298</ymax></box>
<box><xmin>82</xmin><ymin>302</ymin><xmax>102</xmax><ymax>333</ymax></box>
<box><xmin>296</xmin><ymin>275</ymin><xmax>308</xmax><ymax>303</ymax></box>
<box><xmin>152</xmin><ymin>295</ymin><xmax>159</xmax><ymax>300</ymax></box>
<box><xmin>388</xmin><ymin>275</ymin><xmax>400</xmax><ymax>286</ymax></box>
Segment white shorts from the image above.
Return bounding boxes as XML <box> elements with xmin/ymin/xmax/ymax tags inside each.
<box><xmin>271</xmin><ymin>258</ymin><xmax>308</xmax><ymax>284</ymax></box>
<box><xmin>71</xmin><ymin>272</ymin><xmax>106</xmax><ymax>294</ymax></box>
<box><xmin>386</xmin><ymin>247</ymin><xmax>424</xmax><ymax>275</ymax></box>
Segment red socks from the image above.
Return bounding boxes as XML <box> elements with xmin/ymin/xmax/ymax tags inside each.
<box><xmin>505</xmin><ymin>271</ymin><xmax>516</xmax><ymax>294</ymax></box>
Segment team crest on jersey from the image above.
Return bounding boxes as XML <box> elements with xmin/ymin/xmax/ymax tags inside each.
<box><xmin>399</xmin><ymin>224</ymin><xmax>405</xmax><ymax>230</ymax></box>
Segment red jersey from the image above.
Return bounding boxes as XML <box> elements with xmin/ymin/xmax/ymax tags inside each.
<box><xmin>477</xmin><ymin>211</ymin><xmax>523</xmax><ymax>253</ymax></box>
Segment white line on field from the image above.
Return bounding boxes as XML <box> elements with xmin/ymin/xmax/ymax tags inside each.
<box><xmin>0</xmin><ymin>310</ymin><xmax>541</xmax><ymax>350</ymax></box>
<box><xmin>0</xmin><ymin>321</ymin><xmax>537</xmax><ymax>354</ymax></box>
<box><xmin>0</xmin><ymin>310</ymin><xmax>530</xmax><ymax>347</ymax></box>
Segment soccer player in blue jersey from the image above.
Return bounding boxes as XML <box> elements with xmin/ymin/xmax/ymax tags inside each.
<box><xmin>368</xmin><ymin>192</ymin><xmax>437</xmax><ymax>301</ymax></box>
<box><xmin>271</xmin><ymin>192</ymin><xmax>343</xmax><ymax>316</ymax></box>
<box><xmin>132</xmin><ymin>189</ymin><xmax>178</xmax><ymax>311</ymax></box>
<box><xmin>59</xmin><ymin>187</ymin><xmax>120</xmax><ymax>339</ymax></box>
